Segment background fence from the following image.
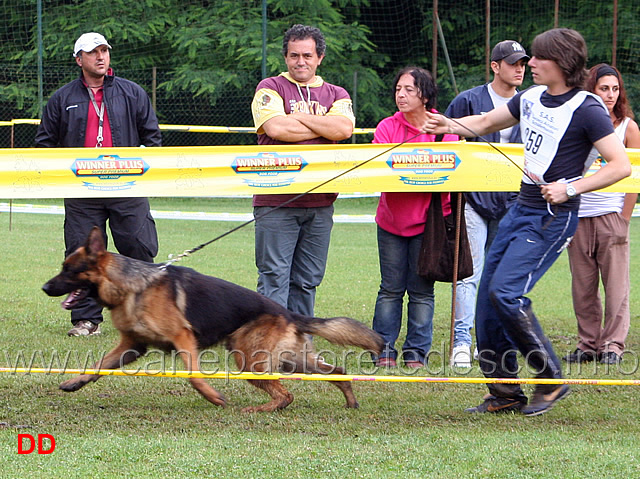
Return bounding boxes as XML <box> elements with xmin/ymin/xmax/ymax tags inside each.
<box><xmin>1</xmin><ymin>0</ymin><xmax>637</xmax><ymax>148</ymax></box>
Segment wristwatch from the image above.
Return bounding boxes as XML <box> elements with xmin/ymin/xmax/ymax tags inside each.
<box><xmin>566</xmin><ymin>183</ymin><xmax>578</xmax><ymax>199</ymax></box>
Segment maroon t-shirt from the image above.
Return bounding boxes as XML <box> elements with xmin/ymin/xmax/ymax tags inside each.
<box><xmin>251</xmin><ymin>74</ymin><xmax>354</xmax><ymax>207</ymax></box>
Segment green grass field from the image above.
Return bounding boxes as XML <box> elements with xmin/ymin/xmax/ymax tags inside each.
<box><xmin>1</xmin><ymin>197</ymin><xmax>639</xmax><ymax>478</ymax></box>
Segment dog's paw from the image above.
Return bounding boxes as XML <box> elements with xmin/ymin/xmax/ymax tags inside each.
<box><xmin>202</xmin><ymin>391</ymin><xmax>226</xmax><ymax>407</ymax></box>
<box><xmin>345</xmin><ymin>400</ymin><xmax>360</xmax><ymax>409</ymax></box>
<box><xmin>59</xmin><ymin>378</ymin><xmax>88</xmax><ymax>392</ymax></box>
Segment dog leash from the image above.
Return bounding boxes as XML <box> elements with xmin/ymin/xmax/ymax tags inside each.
<box><xmin>442</xmin><ymin>114</ymin><xmax>538</xmax><ymax>185</ymax></box>
<box><xmin>162</xmin><ymin>112</ymin><xmax>563</xmax><ymax>267</ymax></box>
<box><xmin>162</xmin><ymin>111</ymin><xmax>568</xmax><ymax>267</ymax></box>
<box><xmin>161</xmin><ymin>131</ymin><xmax>428</xmax><ymax>268</ymax></box>
<box><xmin>440</xmin><ymin>113</ymin><xmax>573</xmax><ymax>228</ymax></box>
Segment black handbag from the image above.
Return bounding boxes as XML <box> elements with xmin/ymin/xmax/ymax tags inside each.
<box><xmin>417</xmin><ymin>192</ymin><xmax>473</xmax><ymax>283</ymax></box>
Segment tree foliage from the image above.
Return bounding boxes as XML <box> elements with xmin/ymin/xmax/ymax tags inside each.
<box><xmin>1</xmin><ymin>0</ymin><xmax>639</xmax><ymax>134</ymax></box>
<box><xmin>0</xmin><ymin>0</ymin><xmax>390</xmax><ymax>124</ymax></box>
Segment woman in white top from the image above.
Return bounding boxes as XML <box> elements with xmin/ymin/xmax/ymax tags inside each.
<box><xmin>565</xmin><ymin>63</ymin><xmax>640</xmax><ymax>365</ymax></box>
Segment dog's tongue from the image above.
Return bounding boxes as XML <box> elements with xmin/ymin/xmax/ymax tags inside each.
<box><xmin>61</xmin><ymin>289</ymin><xmax>84</xmax><ymax>310</ymax></box>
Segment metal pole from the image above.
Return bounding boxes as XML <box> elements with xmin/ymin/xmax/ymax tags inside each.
<box><xmin>554</xmin><ymin>0</ymin><xmax>559</xmax><ymax>28</ymax></box>
<box><xmin>351</xmin><ymin>71</ymin><xmax>358</xmax><ymax>144</ymax></box>
<box><xmin>449</xmin><ymin>193</ymin><xmax>463</xmax><ymax>357</ymax></box>
<box><xmin>432</xmin><ymin>0</ymin><xmax>438</xmax><ymax>80</ymax></box>
<box><xmin>9</xmin><ymin>123</ymin><xmax>14</xmax><ymax>230</ymax></box>
<box><xmin>261</xmin><ymin>0</ymin><xmax>267</xmax><ymax>79</ymax></box>
<box><xmin>436</xmin><ymin>13</ymin><xmax>458</xmax><ymax>96</ymax></box>
<box><xmin>37</xmin><ymin>0</ymin><xmax>43</xmax><ymax>117</ymax></box>
<box><xmin>485</xmin><ymin>0</ymin><xmax>490</xmax><ymax>83</ymax></box>
<box><xmin>612</xmin><ymin>0</ymin><xmax>618</xmax><ymax>68</ymax></box>
<box><xmin>152</xmin><ymin>66</ymin><xmax>157</xmax><ymax>111</ymax></box>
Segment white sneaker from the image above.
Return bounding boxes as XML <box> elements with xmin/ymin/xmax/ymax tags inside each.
<box><xmin>451</xmin><ymin>344</ymin><xmax>472</xmax><ymax>368</ymax></box>
<box><xmin>473</xmin><ymin>346</ymin><xmax>479</xmax><ymax>360</ymax></box>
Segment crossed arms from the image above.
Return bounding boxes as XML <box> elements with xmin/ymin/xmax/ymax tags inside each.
<box><xmin>262</xmin><ymin>111</ymin><xmax>353</xmax><ymax>142</ymax></box>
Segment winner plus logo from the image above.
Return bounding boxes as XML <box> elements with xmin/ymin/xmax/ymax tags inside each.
<box><xmin>231</xmin><ymin>152</ymin><xmax>308</xmax><ymax>188</ymax></box>
<box><xmin>70</xmin><ymin>154</ymin><xmax>150</xmax><ymax>192</ymax></box>
<box><xmin>387</xmin><ymin>148</ymin><xmax>459</xmax><ymax>186</ymax></box>
<box><xmin>232</xmin><ymin>152</ymin><xmax>305</xmax><ymax>174</ymax></box>
<box><xmin>71</xmin><ymin>154</ymin><xmax>148</xmax><ymax>179</ymax></box>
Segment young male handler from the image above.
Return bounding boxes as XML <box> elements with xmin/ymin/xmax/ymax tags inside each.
<box><xmin>422</xmin><ymin>28</ymin><xmax>630</xmax><ymax>416</ymax></box>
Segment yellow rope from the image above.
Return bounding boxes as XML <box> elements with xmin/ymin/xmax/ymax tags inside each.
<box><xmin>2</xmin><ymin>368</ymin><xmax>638</xmax><ymax>386</ymax></box>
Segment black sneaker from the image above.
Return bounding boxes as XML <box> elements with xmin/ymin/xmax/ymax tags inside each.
<box><xmin>600</xmin><ymin>351</ymin><xmax>622</xmax><ymax>364</ymax></box>
<box><xmin>521</xmin><ymin>384</ymin><xmax>570</xmax><ymax>416</ymax></box>
<box><xmin>465</xmin><ymin>394</ymin><xmax>527</xmax><ymax>414</ymax></box>
<box><xmin>563</xmin><ymin>348</ymin><xmax>595</xmax><ymax>363</ymax></box>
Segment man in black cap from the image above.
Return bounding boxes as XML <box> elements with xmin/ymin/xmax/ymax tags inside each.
<box><xmin>445</xmin><ymin>40</ymin><xmax>529</xmax><ymax>368</ymax></box>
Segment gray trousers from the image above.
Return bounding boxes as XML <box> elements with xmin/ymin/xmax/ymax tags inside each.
<box><xmin>254</xmin><ymin>205</ymin><xmax>333</xmax><ymax>317</ymax></box>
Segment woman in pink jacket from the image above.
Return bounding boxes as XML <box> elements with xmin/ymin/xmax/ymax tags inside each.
<box><xmin>372</xmin><ymin>66</ymin><xmax>458</xmax><ymax>368</ymax></box>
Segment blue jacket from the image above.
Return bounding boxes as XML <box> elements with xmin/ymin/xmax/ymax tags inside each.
<box><xmin>445</xmin><ymin>84</ymin><xmax>519</xmax><ymax>220</ymax></box>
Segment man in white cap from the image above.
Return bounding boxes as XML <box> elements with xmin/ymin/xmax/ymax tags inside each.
<box><xmin>36</xmin><ymin>32</ymin><xmax>161</xmax><ymax>337</ymax></box>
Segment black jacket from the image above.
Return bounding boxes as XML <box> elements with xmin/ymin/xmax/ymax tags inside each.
<box><xmin>35</xmin><ymin>72</ymin><xmax>161</xmax><ymax>148</ymax></box>
<box><xmin>444</xmin><ymin>84</ymin><xmax>519</xmax><ymax>220</ymax></box>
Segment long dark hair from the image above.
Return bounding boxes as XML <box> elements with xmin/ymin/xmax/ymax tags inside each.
<box><xmin>531</xmin><ymin>28</ymin><xmax>587</xmax><ymax>88</ymax></box>
<box><xmin>585</xmin><ymin>63</ymin><xmax>634</xmax><ymax>122</ymax></box>
<box><xmin>392</xmin><ymin>66</ymin><xmax>437</xmax><ymax>110</ymax></box>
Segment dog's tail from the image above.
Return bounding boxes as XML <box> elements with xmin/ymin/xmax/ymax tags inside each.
<box><xmin>295</xmin><ymin>315</ymin><xmax>384</xmax><ymax>355</ymax></box>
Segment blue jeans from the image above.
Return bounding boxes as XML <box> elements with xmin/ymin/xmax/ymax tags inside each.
<box><xmin>476</xmin><ymin>203</ymin><xmax>577</xmax><ymax>399</ymax></box>
<box><xmin>372</xmin><ymin>226</ymin><xmax>435</xmax><ymax>363</ymax></box>
<box><xmin>453</xmin><ymin>203</ymin><xmax>501</xmax><ymax>347</ymax></box>
<box><xmin>254</xmin><ymin>206</ymin><xmax>333</xmax><ymax>317</ymax></box>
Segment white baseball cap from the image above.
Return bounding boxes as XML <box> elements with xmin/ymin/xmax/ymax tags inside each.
<box><xmin>73</xmin><ymin>32</ymin><xmax>112</xmax><ymax>57</ymax></box>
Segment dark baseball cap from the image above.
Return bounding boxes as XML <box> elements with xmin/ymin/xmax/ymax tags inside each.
<box><xmin>491</xmin><ymin>40</ymin><xmax>529</xmax><ymax>64</ymax></box>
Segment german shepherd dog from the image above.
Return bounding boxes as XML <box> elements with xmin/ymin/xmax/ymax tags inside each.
<box><xmin>42</xmin><ymin>227</ymin><xmax>383</xmax><ymax>412</ymax></box>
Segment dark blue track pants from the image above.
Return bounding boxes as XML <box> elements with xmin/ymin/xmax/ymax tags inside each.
<box><xmin>475</xmin><ymin>203</ymin><xmax>578</xmax><ymax>399</ymax></box>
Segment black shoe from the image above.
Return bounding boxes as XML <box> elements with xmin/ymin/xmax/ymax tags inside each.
<box><xmin>600</xmin><ymin>351</ymin><xmax>622</xmax><ymax>364</ymax></box>
<box><xmin>465</xmin><ymin>394</ymin><xmax>527</xmax><ymax>414</ymax></box>
<box><xmin>563</xmin><ymin>348</ymin><xmax>596</xmax><ymax>363</ymax></box>
<box><xmin>521</xmin><ymin>384</ymin><xmax>570</xmax><ymax>417</ymax></box>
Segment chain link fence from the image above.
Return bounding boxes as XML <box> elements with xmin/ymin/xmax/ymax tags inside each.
<box><xmin>1</xmin><ymin>0</ymin><xmax>637</xmax><ymax>148</ymax></box>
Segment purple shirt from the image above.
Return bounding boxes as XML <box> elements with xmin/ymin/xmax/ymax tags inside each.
<box><xmin>251</xmin><ymin>73</ymin><xmax>355</xmax><ymax>207</ymax></box>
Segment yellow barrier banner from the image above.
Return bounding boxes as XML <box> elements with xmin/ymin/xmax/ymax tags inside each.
<box><xmin>2</xmin><ymin>142</ymin><xmax>640</xmax><ymax>198</ymax></box>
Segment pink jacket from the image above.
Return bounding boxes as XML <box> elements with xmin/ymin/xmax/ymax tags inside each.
<box><xmin>374</xmin><ymin>111</ymin><xmax>458</xmax><ymax>237</ymax></box>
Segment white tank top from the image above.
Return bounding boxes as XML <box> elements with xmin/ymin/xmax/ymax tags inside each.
<box><xmin>577</xmin><ymin>117</ymin><xmax>629</xmax><ymax>217</ymax></box>
<box><xmin>519</xmin><ymin>87</ymin><xmax>600</xmax><ymax>185</ymax></box>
